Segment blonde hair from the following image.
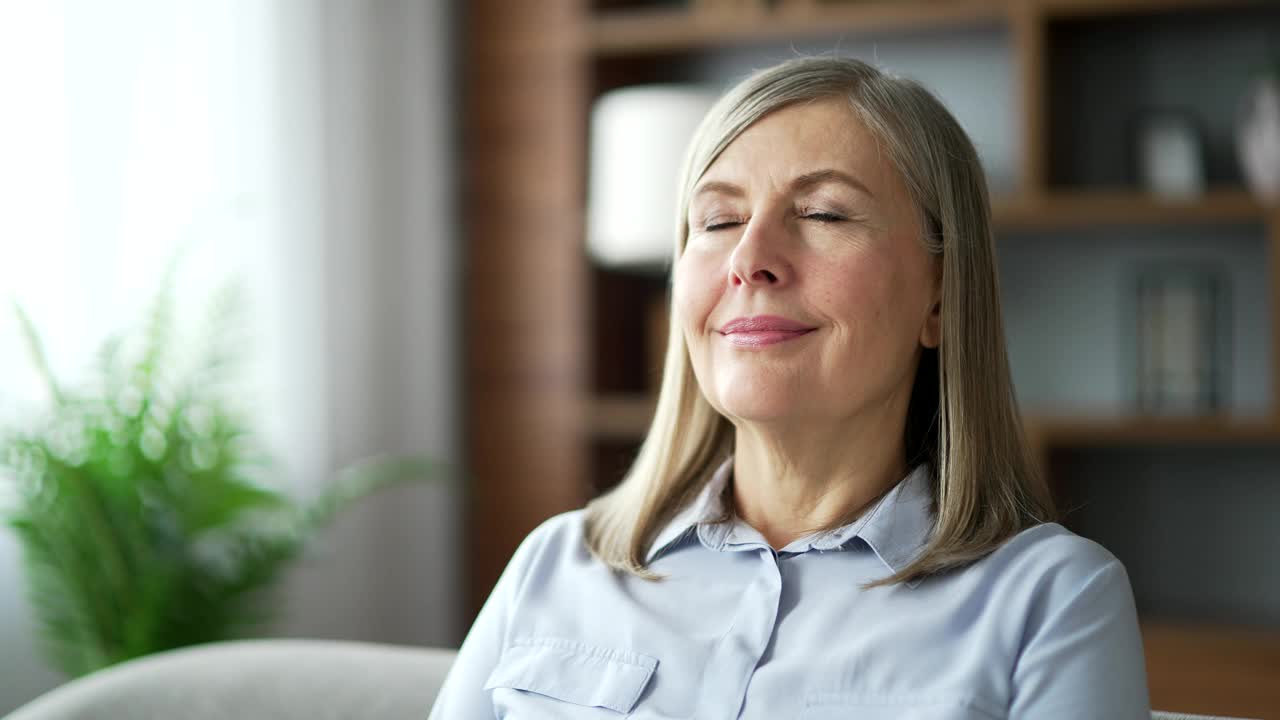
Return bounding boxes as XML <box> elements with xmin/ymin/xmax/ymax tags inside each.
<box><xmin>582</xmin><ymin>56</ymin><xmax>1054</xmax><ymax>587</ymax></box>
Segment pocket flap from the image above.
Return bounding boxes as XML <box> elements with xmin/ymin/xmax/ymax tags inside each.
<box><xmin>484</xmin><ymin>637</ymin><xmax>658</xmax><ymax>713</ymax></box>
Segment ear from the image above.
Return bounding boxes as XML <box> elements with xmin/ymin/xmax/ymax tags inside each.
<box><xmin>919</xmin><ymin>273</ymin><xmax>942</xmax><ymax>350</ymax></box>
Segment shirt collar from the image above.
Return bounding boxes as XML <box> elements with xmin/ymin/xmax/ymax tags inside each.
<box><xmin>645</xmin><ymin>455</ymin><xmax>935</xmax><ymax>587</ymax></box>
<box><xmin>645</xmin><ymin>456</ymin><xmax>735</xmax><ymax>564</ymax></box>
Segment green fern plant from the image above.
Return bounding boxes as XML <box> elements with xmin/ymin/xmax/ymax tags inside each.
<box><xmin>0</xmin><ymin>258</ymin><xmax>446</xmax><ymax>678</ymax></box>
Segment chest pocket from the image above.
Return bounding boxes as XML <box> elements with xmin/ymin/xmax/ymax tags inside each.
<box><xmin>801</xmin><ymin>694</ymin><xmax>1002</xmax><ymax>720</ymax></box>
<box><xmin>485</xmin><ymin>637</ymin><xmax>658</xmax><ymax>716</ymax></box>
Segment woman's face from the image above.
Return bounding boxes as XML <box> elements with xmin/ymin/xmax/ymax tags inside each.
<box><xmin>674</xmin><ymin>98</ymin><xmax>941</xmax><ymax>428</ymax></box>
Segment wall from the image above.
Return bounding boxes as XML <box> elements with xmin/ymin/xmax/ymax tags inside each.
<box><xmin>266</xmin><ymin>0</ymin><xmax>462</xmax><ymax>649</ymax></box>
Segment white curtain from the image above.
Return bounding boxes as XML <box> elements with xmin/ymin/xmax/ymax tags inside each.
<box><xmin>0</xmin><ymin>1</ymin><xmax>459</xmax><ymax>710</ymax></box>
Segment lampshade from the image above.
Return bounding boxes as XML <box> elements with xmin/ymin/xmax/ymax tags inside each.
<box><xmin>586</xmin><ymin>84</ymin><xmax>717</xmax><ymax>268</ymax></box>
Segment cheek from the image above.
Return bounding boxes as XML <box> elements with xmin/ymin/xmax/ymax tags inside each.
<box><xmin>814</xmin><ymin>253</ymin><xmax>895</xmax><ymax>326</ymax></box>
<box><xmin>822</xmin><ymin>247</ymin><xmax>930</xmax><ymax>356</ymax></box>
<box><xmin>672</xmin><ymin>250</ymin><xmax>722</xmax><ymax>334</ymax></box>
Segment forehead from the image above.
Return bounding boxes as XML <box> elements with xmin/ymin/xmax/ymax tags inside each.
<box><xmin>697</xmin><ymin>98</ymin><xmax>891</xmax><ymax>195</ymax></box>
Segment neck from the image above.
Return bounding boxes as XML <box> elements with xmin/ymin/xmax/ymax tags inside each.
<box><xmin>730</xmin><ymin>406</ymin><xmax>909</xmax><ymax>551</ymax></box>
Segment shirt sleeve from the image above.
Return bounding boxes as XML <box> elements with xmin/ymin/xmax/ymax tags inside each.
<box><xmin>427</xmin><ymin>519</ymin><xmax>551</xmax><ymax>719</ymax></box>
<box><xmin>1008</xmin><ymin>559</ymin><xmax>1151</xmax><ymax>719</ymax></box>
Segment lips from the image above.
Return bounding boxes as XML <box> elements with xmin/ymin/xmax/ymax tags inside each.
<box><xmin>719</xmin><ymin>315</ymin><xmax>816</xmax><ymax>348</ymax></box>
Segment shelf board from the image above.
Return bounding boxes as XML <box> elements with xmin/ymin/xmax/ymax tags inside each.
<box><xmin>586</xmin><ymin>1</ymin><xmax>1005</xmax><ymax>56</ymax></box>
<box><xmin>1038</xmin><ymin>0</ymin><xmax>1270</xmax><ymax>20</ymax></box>
<box><xmin>588</xmin><ymin>393</ymin><xmax>657</xmax><ymax>440</ymax></box>
<box><xmin>1141</xmin><ymin>619</ymin><xmax>1280</xmax><ymax>719</ymax></box>
<box><xmin>588</xmin><ymin>394</ymin><xmax>1280</xmax><ymax>446</ymax></box>
<box><xmin>1030</xmin><ymin>415</ymin><xmax>1280</xmax><ymax>447</ymax></box>
<box><xmin>992</xmin><ymin>189</ymin><xmax>1270</xmax><ymax>230</ymax></box>
<box><xmin>586</xmin><ymin>0</ymin><xmax>1271</xmax><ymax>56</ymax></box>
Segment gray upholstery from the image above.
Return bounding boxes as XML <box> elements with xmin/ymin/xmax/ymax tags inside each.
<box><xmin>6</xmin><ymin>640</ymin><xmax>455</xmax><ymax>720</ymax></box>
<box><xmin>5</xmin><ymin>640</ymin><xmax>1250</xmax><ymax>719</ymax></box>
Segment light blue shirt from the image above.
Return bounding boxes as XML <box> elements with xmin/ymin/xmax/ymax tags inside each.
<box><xmin>430</xmin><ymin>456</ymin><xmax>1151</xmax><ymax>719</ymax></box>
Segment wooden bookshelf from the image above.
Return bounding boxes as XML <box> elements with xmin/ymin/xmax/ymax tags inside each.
<box><xmin>463</xmin><ymin>0</ymin><xmax>590</xmax><ymax>619</ymax></box>
<box><xmin>1037</xmin><ymin>0</ymin><xmax>1265</xmax><ymax>19</ymax></box>
<box><xmin>586</xmin><ymin>0</ymin><xmax>1265</xmax><ymax>56</ymax></box>
<box><xmin>466</xmin><ymin>2</ymin><xmax>1280</xmax><ymax>714</ymax></box>
<box><xmin>992</xmin><ymin>190</ymin><xmax>1269</xmax><ymax>230</ymax></box>
<box><xmin>587</xmin><ymin>1</ymin><xmax>1004</xmax><ymax>55</ymax></box>
<box><xmin>1142</xmin><ymin>620</ymin><xmax>1280</xmax><ymax>719</ymax></box>
<box><xmin>590</xmin><ymin>394</ymin><xmax>1280</xmax><ymax>446</ymax></box>
<box><xmin>587</xmin><ymin>393</ymin><xmax>658</xmax><ymax>441</ymax></box>
<box><xmin>1031</xmin><ymin>415</ymin><xmax>1280</xmax><ymax>446</ymax></box>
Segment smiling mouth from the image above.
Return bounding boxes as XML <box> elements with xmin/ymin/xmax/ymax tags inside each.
<box><xmin>720</xmin><ymin>328</ymin><xmax>815</xmax><ymax>348</ymax></box>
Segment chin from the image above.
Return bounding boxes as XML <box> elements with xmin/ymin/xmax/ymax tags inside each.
<box><xmin>712</xmin><ymin>385</ymin><xmax>803</xmax><ymax>424</ymax></box>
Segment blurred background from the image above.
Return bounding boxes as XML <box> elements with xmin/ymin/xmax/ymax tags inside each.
<box><xmin>2</xmin><ymin>0</ymin><xmax>1279</xmax><ymax>716</ymax></box>
<box><xmin>0</xmin><ymin>0</ymin><xmax>460</xmax><ymax>712</ymax></box>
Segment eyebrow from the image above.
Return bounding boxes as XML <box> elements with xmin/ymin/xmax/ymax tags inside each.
<box><xmin>692</xmin><ymin>168</ymin><xmax>876</xmax><ymax>202</ymax></box>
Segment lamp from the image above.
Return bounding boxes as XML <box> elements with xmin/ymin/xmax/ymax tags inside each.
<box><xmin>586</xmin><ymin>84</ymin><xmax>717</xmax><ymax>269</ymax></box>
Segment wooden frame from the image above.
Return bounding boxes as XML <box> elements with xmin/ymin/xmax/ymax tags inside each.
<box><xmin>462</xmin><ymin>0</ymin><xmax>590</xmax><ymax>616</ymax></box>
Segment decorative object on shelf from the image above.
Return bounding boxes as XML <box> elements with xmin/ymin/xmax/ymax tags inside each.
<box><xmin>1133</xmin><ymin>108</ymin><xmax>1206</xmax><ymax>199</ymax></box>
<box><xmin>1132</xmin><ymin>262</ymin><xmax>1231</xmax><ymax>416</ymax></box>
<box><xmin>587</xmin><ymin>84</ymin><xmax>717</xmax><ymax>269</ymax></box>
<box><xmin>1237</xmin><ymin>63</ymin><xmax>1280</xmax><ymax>202</ymax></box>
<box><xmin>1</xmin><ymin>254</ymin><xmax>447</xmax><ymax>679</ymax></box>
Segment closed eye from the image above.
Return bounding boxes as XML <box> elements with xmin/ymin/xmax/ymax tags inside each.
<box><xmin>803</xmin><ymin>211</ymin><xmax>845</xmax><ymax>223</ymax></box>
<box><xmin>702</xmin><ymin>212</ymin><xmax>845</xmax><ymax>232</ymax></box>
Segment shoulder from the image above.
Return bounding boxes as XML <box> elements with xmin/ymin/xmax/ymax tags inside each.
<box><xmin>503</xmin><ymin>509</ymin><xmax>591</xmax><ymax>580</ymax></box>
<box><xmin>519</xmin><ymin>509</ymin><xmax>588</xmax><ymax>555</ymax></box>
<box><xmin>492</xmin><ymin>509</ymin><xmax>617</xmax><ymax>616</ymax></box>
<box><xmin>991</xmin><ymin>528</ymin><xmax>1149</xmax><ymax>715</ymax></box>
<box><xmin>995</xmin><ymin>522</ymin><xmax>1119</xmax><ymax>573</ymax></box>
<box><xmin>976</xmin><ymin>523</ymin><xmax>1133</xmax><ymax>616</ymax></box>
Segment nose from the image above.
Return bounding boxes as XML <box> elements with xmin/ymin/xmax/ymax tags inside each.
<box><xmin>728</xmin><ymin>212</ymin><xmax>793</xmax><ymax>288</ymax></box>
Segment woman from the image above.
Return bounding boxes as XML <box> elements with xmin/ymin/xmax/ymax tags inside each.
<box><xmin>431</xmin><ymin>56</ymin><xmax>1150</xmax><ymax>719</ymax></box>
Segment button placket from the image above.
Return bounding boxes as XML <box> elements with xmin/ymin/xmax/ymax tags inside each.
<box><xmin>694</xmin><ymin>548</ymin><xmax>784</xmax><ymax>720</ymax></box>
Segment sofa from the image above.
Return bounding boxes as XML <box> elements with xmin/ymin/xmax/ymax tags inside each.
<box><xmin>4</xmin><ymin>640</ymin><xmax>1250</xmax><ymax>719</ymax></box>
